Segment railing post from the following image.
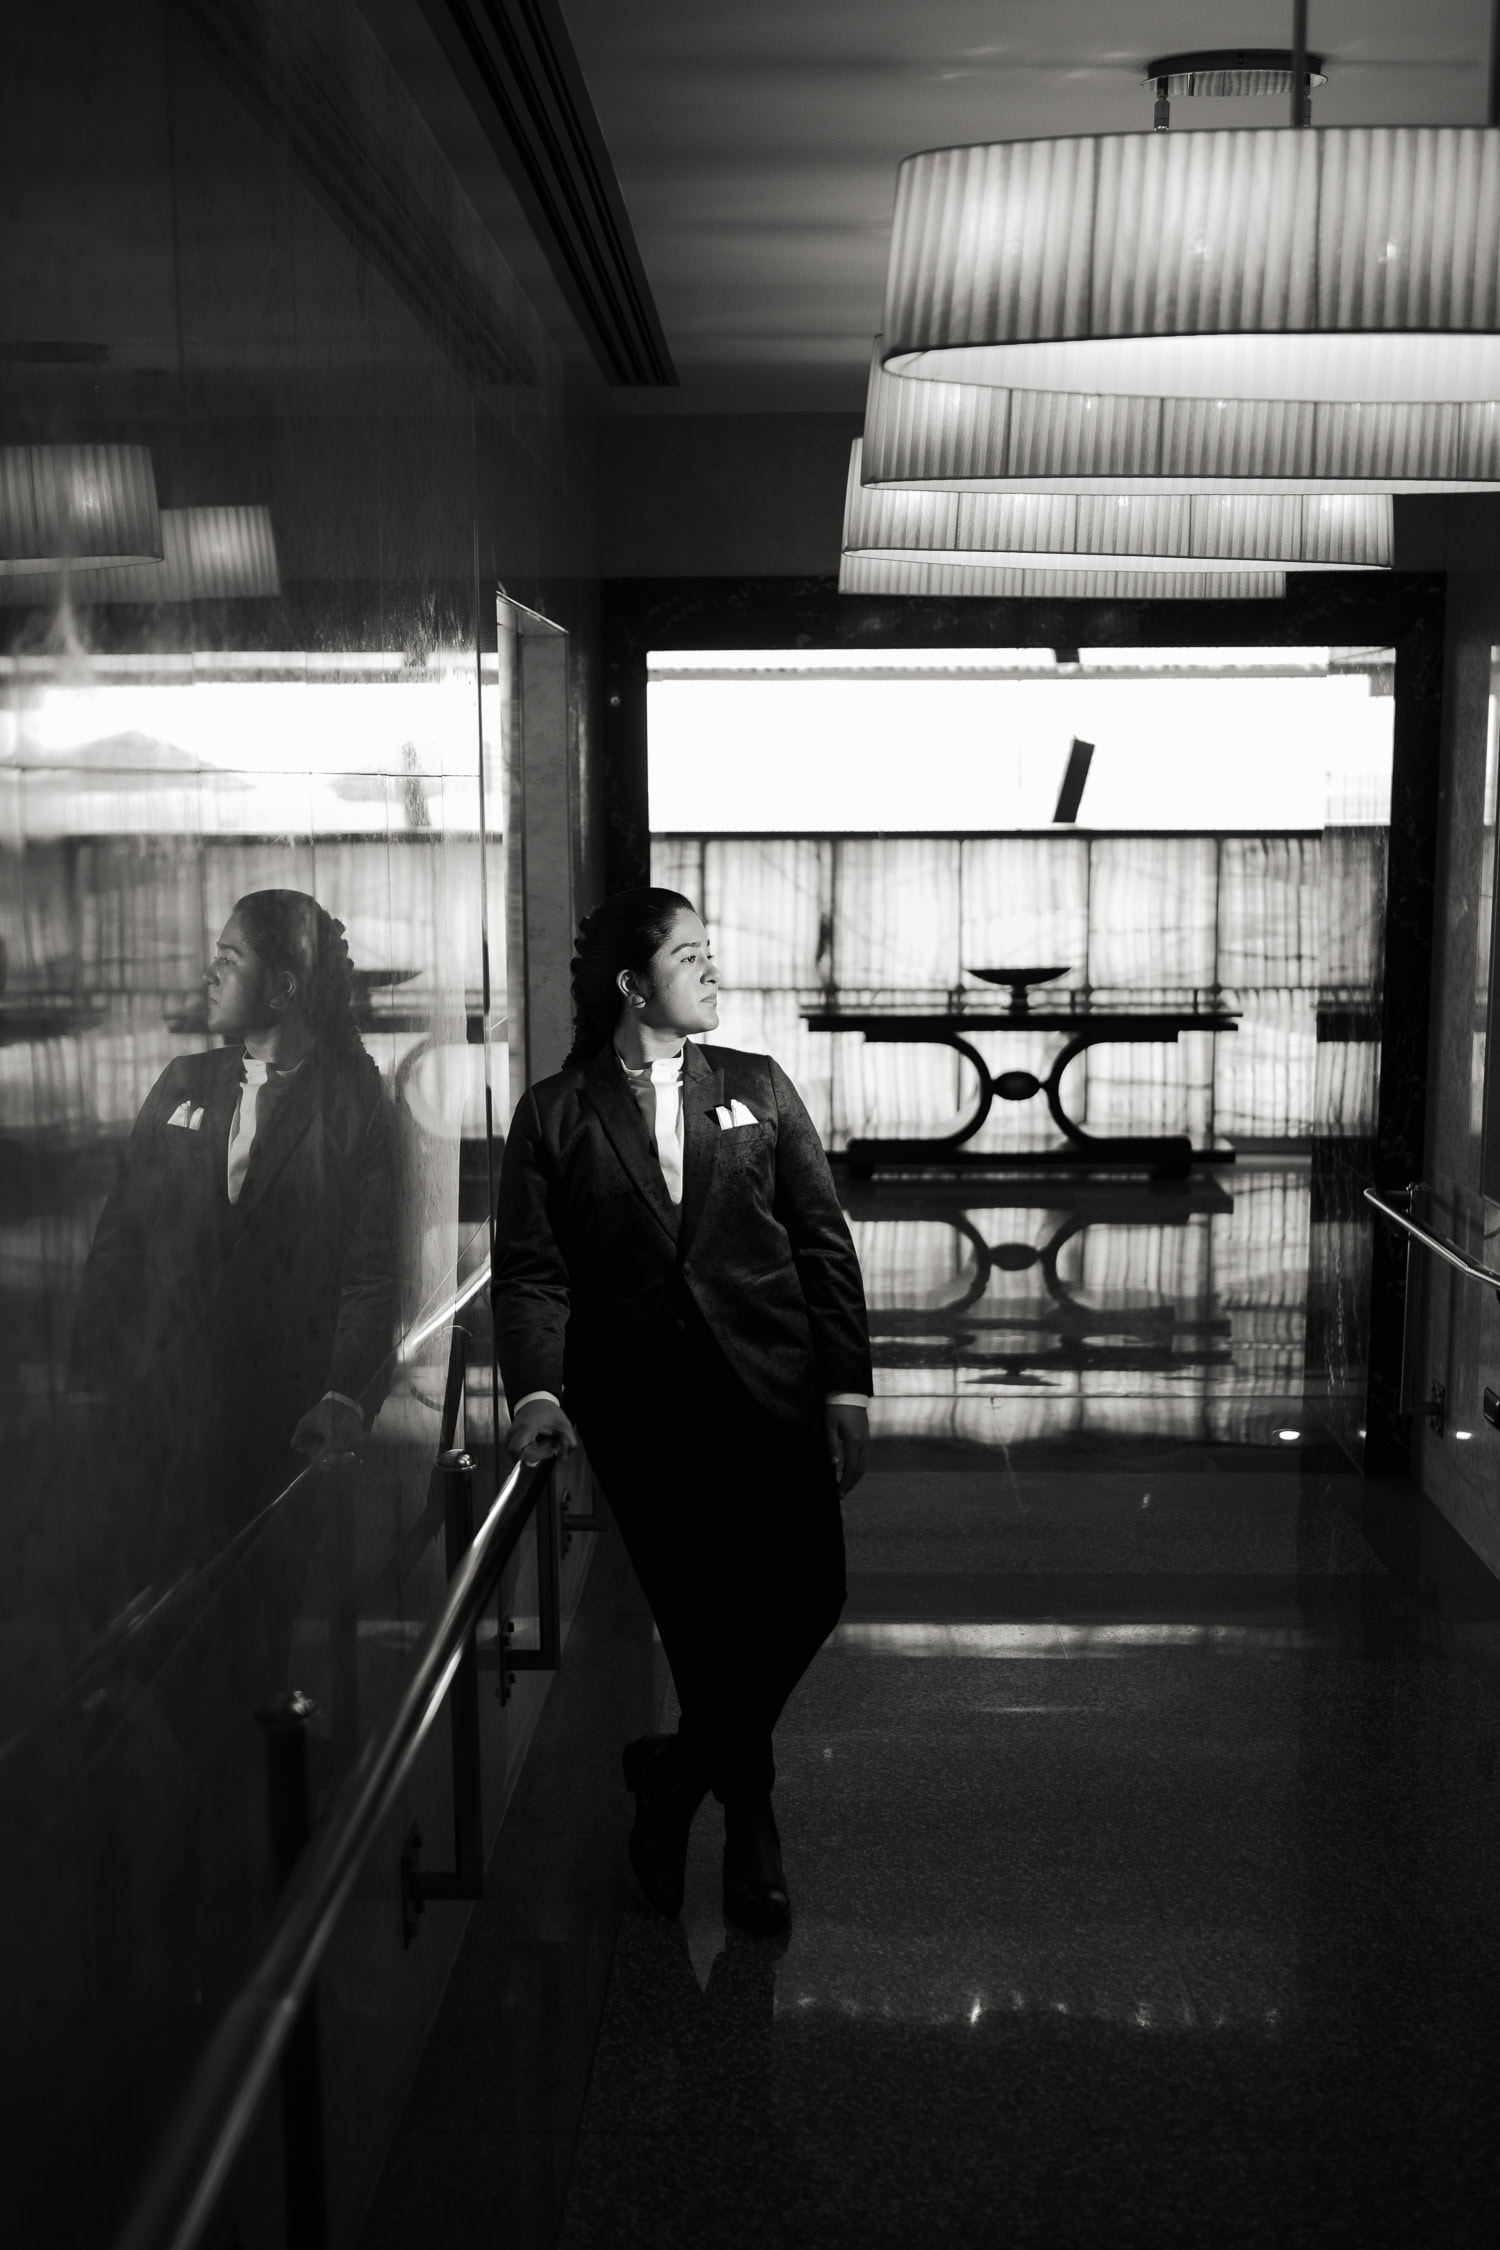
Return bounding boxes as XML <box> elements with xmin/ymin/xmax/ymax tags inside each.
<box><xmin>560</xmin><ymin>1458</ymin><xmax>602</xmax><ymax>1538</ymax></box>
<box><xmin>502</xmin><ymin>1460</ymin><xmax>564</xmax><ymax>1680</ymax></box>
<box><xmin>534</xmin><ymin>1467</ymin><xmax>562</xmax><ymax>1671</ymax></box>
<box><xmin>403</xmin><ymin>1448</ymin><xmax>486</xmax><ymax>1931</ymax></box>
<box><xmin>439</xmin><ymin>1447</ymin><xmax>484</xmax><ymax>1896</ymax></box>
<box><xmin>257</xmin><ymin>1691</ymin><xmax>327</xmax><ymax>2250</ymax></box>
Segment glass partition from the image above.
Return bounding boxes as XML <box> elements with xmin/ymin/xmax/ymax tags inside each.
<box><xmin>0</xmin><ymin>0</ymin><xmax>592</xmax><ymax>2236</ymax></box>
<box><xmin>1478</xmin><ymin>653</ymin><xmax>1500</xmax><ymax>1206</ymax></box>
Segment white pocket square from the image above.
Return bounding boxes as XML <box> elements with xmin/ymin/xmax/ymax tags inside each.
<box><xmin>166</xmin><ymin>1101</ymin><xmax>205</xmax><ymax>1131</ymax></box>
<box><xmin>714</xmin><ymin>1099</ymin><xmax>761</xmax><ymax>1130</ymax></box>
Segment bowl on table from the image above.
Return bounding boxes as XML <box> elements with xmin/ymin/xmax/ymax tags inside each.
<box><xmin>964</xmin><ymin>967</ymin><xmax>1070</xmax><ymax>1014</ymax></box>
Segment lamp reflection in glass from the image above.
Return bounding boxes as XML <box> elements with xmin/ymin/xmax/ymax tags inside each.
<box><xmin>0</xmin><ymin>506</ymin><xmax>280</xmax><ymax>604</ymax></box>
<box><xmin>859</xmin><ymin>342</ymin><xmax>1500</xmax><ymax>495</ymax></box>
<box><xmin>0</xmin><ymin>444</ymin><xmax>161</xmax><ymax>570</ymax></box>
<box><xmin>882</xmin><ymin>128</ymin><xmax>1500</xmax><ymax>406</ymax></box>
<box><xmin>841</xmin><ymin>443</ymin><xmax>1390</xmax><ymax>575</ymax></box>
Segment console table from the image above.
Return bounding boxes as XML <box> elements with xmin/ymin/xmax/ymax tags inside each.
<box><xmin>805</xmin><ymin>982</ymin><xmax>1239</xmax><ymax>1179</ymax></box>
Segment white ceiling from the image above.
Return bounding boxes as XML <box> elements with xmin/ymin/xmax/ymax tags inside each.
<box><xmin>564</xmin><ymin>0</ymin><xmax>1497</xmax><ymax>411</ymax></box>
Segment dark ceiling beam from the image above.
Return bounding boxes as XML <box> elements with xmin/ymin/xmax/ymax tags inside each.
<box><xmin>417</xmin><ymin>0</ymin><xmax>677</xmax><ymax>386</ymax></box>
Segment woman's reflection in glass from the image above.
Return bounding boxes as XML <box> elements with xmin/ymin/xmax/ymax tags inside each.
<box><xmin>71</xmin><ymin>889</ymin><xmax>399</xmax><ymax>1608</ymax></box>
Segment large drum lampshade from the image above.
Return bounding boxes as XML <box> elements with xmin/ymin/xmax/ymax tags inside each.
<box><xmin>883</xmin><ymin>128</ymin><xmax>1500</xmax><ymax>406</ymax></box>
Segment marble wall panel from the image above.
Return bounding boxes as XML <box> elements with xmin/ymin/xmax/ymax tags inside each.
<box><xmin>700</xmin><ymin>835</ymin><xmax>830</xmax><ymax>992</ymax></box>
<box><xmin>835</xmin><ymin>838</ymin><xmax>963</xmax><ymax>990</ymax></box>
<box><xmin>653</xmin><ymin>831</ymin><xmax>1378</xmax><ymax>1160</ymax></box>
<box><xmin>959</xmin><ymin>836</ymin><xmax>1089</xmax><ymax>993</ymax></box>
<box><xmin>1415</xmin><ymin>573</ymin><xmax>1500</xmax><ymax>1571</ymax></box>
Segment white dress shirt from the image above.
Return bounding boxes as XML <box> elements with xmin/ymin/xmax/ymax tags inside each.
<box><xmin>226</xmin><ymin>1047</ymin><xmax>363</xmax><ymax>1429</ymax></box>
<box><xmin>226</xmin><ymin>1056</ymin><xmax>272</xmax><ymax>1205</ymax></box>
<box><xmin>617</xmin><ymin>1046</ymin><xmax>685</xmax><ymax>1205</ymax></box>
<box><xmin>513</xmin><ymin>1042</ymin><xmax>867</xmax><ymax>1418</ymax></box>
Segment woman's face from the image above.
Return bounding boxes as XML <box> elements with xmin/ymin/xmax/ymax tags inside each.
<box><xmin>204</xmin><ymin>911</ymin><xmax>278</xmax><ymax>1035</ymax></box>
<box><xmin>631</xmin><ymin>908</ymin><xmax>720</xmax><ymax>1038</ymax></box>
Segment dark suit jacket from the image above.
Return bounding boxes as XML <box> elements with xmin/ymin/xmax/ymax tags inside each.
<box><xmin>72</xmin><ymin>1042</ymin><xmax>399</xmax><ymax>1470</ymax></box>
<box><xmin>492</xmin><ymin>1040</ymin><xmax>872</xmax><ymax>1435</ymax></box>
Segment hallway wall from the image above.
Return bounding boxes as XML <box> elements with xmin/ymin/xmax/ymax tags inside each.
<box><xmin>1416</xmin><ymin>541</ymin><xmax>1500</xmax><ymax>1576</ymax></box>
<box><xmin>596</xmin><ymin>411</ymin><xmax>859</xmax><ymax>576</ymax></box>
<box><xmin>0</xmin><ymin>3</ymin><xmax>603</xmax><ymax>2243</ymax></box>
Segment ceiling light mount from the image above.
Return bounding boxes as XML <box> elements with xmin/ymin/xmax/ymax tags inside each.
<box><xmin>1144</xmin><ymin>49</ymin><xmax>1326</xmax><ymax>131</ymax></box>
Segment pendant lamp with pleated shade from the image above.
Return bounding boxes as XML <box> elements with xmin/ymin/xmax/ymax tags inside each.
<box><xmin>838</xmin><ymin>555</ymin><xmax>1288</xmax><ymax>600</ymax></box>
<box><xmin>860</xmin><ymin>342</ymin><xmax>1500</xmax><ymax>494</ymax></box>
<box><xmin>841</xmin><ymin>442</ymin><xmax>1390</xmax><ymax>578</ymax></box>
<box><xmin>882</xmin><ymin>128</ymin><xmax>1500</xmax><ymax>406</ymax></box>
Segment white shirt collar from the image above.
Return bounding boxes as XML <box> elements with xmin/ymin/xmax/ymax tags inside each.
<box><xmin>241</xmin><ymin>1042</ymin><xmax>309</xmax><ymax>1080</ymax></box>
<box><xmin>614</xmin><ymin>1042</ymin><xmax>685</xmax><ymax>1085</ymax></box>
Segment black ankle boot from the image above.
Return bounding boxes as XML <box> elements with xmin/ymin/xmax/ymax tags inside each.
<box><xmin>622</xmin><ymin>1735</ymin><xmax>708</xmax><ymax>1918</ymax></box>
<box><xmin>722</xmin><ymin>1796</ymin><xmax>791</xmax><ymax>1936</ymax></box>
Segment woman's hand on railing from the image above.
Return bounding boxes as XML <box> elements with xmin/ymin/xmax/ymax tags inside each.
<box><xmin>506</xmin><ymin>1398</ymin><xmax>579</xmax><ymax>1465</ymax></box>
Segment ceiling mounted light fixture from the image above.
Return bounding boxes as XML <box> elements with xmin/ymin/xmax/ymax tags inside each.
<box><xmin>882</xmin><ymin>125</ymin><xmax>1500</xmax><ymax>406</ymax></box>
<box><xmin>841</xmin><ymin>442</ymin><xmax>1390</xmax><ymax>573</ymax></box>
<box><xmin>838</xmin><ymin>555</ymin><xmax>1287</xmax><ymax>600</ymax></box>
<box><xmin>859</xmin><ymin>342</ymin><xmax>1500</xmax><ymax>494</ymax></box>
<box><xmin>1143</xmin><ymin>48</ymin><xmax>1325</xmax><ymax>132</ymax></box>
<box><xmin>0</xmin><ymin>444</ymin><xmax>161</xmax><ymax>571</ymax></box>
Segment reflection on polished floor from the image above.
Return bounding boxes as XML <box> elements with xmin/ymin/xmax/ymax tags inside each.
<box><xmin>850</xmin><ymin>1161</ymin><xmax>1321</xmax><ymax>1461</ymax></box>
<box><xmin>362</xmin><ymin>1172</ymin><xmax>1500</xmax><ymax>2250</ymax></box>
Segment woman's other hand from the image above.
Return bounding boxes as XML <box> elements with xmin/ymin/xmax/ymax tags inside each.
<box><xmin>825</xmin><ymin>1402</ymin><xmax>868</xmax><ymax>1496</ymax></box>
<box><xmin>506</xmin><ymin>1397</ymin><xmax>579</xmax><ymax>1465</ymax></box>
<box><xmin>291</xmin><ymin>1393</ymin><xmax>365</xmax><ymax>1462</ymax></box>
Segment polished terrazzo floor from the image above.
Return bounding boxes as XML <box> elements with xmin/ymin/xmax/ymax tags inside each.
<box><xmin>362</xmin><ymin>1453</ymin><xmax>1500</xmax><ymax>2250</ymax></box>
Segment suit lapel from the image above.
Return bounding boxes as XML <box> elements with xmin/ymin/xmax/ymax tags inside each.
<box><xmin>580</xmin><ymin>1048</ymin><xmax>679</xmax><ymax>1242</ymax></box>
<box><xmin>677</xmin><ymin>1041</ymin><xmax>723</xmax><ymax>1257</ymax></box>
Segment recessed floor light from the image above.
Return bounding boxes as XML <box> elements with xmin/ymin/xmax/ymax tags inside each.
<box><xmin>1456</xmin><ymin>1430</ymin><xmax>1474</xmax><ymax>1441</ymax></box>
<box><xmin>1277</xmin><ymin>1428</ymin><xmax>1301</xmax><ymax>1441</ymax></box>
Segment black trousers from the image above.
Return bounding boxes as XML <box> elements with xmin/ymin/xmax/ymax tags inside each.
<box><xmin>579</xmin><ymin>1309</ymin><xmax>846</xmax><ymax>1803</ymax></box>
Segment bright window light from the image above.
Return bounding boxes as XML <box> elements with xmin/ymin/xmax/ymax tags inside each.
<box><xmin>648</xmin><ymin>648</ymin><xmax>1393</xmax><ymax>833</ymax></box>
<box><xmin>2</xmin><ymin>666</ymin><xmax>484</xmax><ymax>837</ymax></box>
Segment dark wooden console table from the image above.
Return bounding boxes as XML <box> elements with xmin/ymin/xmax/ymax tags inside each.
<box><xmin>804</xmin><ymin>996</ymin><xmax>1239</xmax><ymax>1178</ymax></box>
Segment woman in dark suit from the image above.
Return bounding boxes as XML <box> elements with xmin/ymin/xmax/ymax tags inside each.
<box><xmin>493</xmin><ymin>888</ymin><xmax>871</xmax><ymax>1935</ymax></box>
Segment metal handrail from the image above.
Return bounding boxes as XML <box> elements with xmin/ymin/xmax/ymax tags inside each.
<box><xmin>1363</xmin><ymin>1184</ymin><xmax>1500</xmax><ymax>1300</ymax></box>
<box><xmin>399</xmin><ymin>1252</ymin><xmax>492</xmax><ymax>1362</ymax></box>
<box><xmin>113</xmin><ymin>1450</ymin><xmax>546</xmax><ymax>2250</ymax></box>
<box><xmin>9</xmin><ymin>1265</ymin><xmax>495</xmax><ymax>1786</ymax></box>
